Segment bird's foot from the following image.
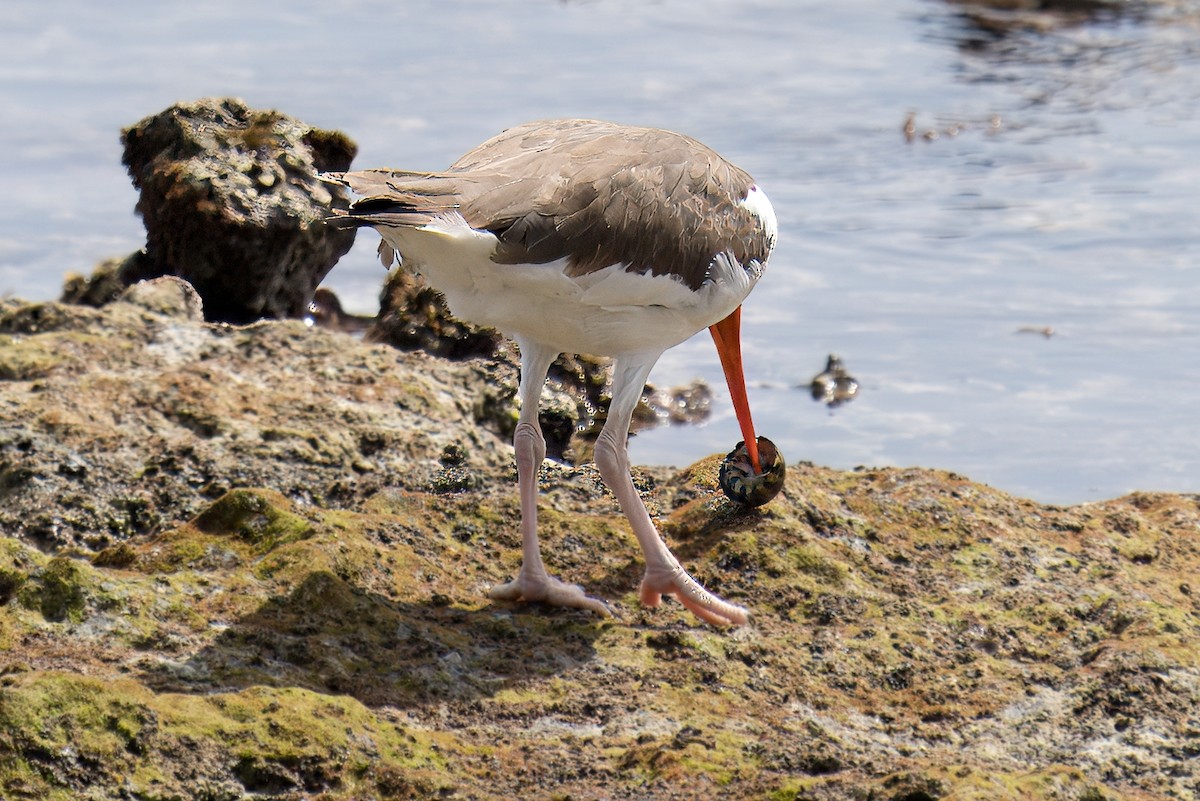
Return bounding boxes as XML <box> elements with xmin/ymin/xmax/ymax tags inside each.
<box><xmin>640</xmin><ymin>563</ymin><xmax>749</xmax><ymax>627</ymax></box>
<box><xmin>488</xmin><ymin>571</ymin><xmax>612</xmax><ymax>618</ymax></box>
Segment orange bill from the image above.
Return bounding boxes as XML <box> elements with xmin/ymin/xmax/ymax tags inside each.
<box><xmin>708</xmin><ymin>305</ymin><xmax>762</xmax><ymax>474</ymax></box>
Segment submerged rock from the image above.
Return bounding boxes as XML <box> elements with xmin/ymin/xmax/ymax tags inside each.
<box><xmin>59</xmin><ymin>254</ymin><xmax>132</xmax><ymax>307</ymax></box>
<box><xmin>305</xmin><ymin>287</ymin><xmax>376</xmax><ymax>335</ymax></box>
<box><xmin>121</xmin><ymin>97</ymin><xmax>359</xmax><ymax>324</ymax></box>
<box><xmin>808</xmin><ymin>353</ymin><xmax>859</xmax><ymax>408</ymax></box>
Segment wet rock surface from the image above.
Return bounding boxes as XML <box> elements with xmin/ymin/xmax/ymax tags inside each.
<box><xmin>368</xmin><ymin>265</ymin><xmax>505</xmax><ymax>360</ymax></box>
<box><xmin>1</xmin><ymin>291</ymin><xmax>1197</xmax><ymax>800</ymax></box>
<box><xmin>120</xmin><ymin>97</ymin><xmax>359</xmax><ymax>324</ymax></box>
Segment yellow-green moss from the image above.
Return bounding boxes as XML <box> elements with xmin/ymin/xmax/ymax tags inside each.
<box><xmin>0</xmin><ymin>333</ymin><xmax>67</xmax><ymax>379</ymax></box>
<box><xmin>0</xmin><ymin>671</ymin><xmax>457</xmax><ymax>800</ymax></box>
<box><xmin>192</xmin><ymin>488</ymin><xmax>313</xmax><ymax>553</ymax></box>
<box><xmin>17</xmin><ymin>557</ymin><xmax>87</xmax><ymax>623</ymax></box>
<box><xmin>787</xmin><ymin>544</ymin><xmax>847</xmax><ymax>584</ymax></box>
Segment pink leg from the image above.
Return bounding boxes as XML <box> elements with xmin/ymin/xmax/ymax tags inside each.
<box><xmin>594</xmin><ymin>353</ymin><xmax>749</xmax><ymax>627</ymax></box>
<box><xmin>488</xmin><ymin>339</ymin><xmax>611</xmax><ymax>616</ymax></box>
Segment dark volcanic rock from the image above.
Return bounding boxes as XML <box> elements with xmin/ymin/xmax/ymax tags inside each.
<box><xmin>121</xmin><ymin>97</ymin><xmax>358</xmax><ymax>324</ymax></box>
<box><xmin>367</xmin><ymin>265</ymin><xmax>503</xmax><ymax>360</ymax></box>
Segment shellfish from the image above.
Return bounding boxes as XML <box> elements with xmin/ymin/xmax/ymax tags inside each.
<box><xmin>718</xmin><ymin>436</ymin><xmax>786</xmax><ymax>507</ymax></box>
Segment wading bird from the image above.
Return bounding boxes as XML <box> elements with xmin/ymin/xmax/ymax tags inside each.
<box><xmin>326</xmin><ymin>119</ymin><xmax>781</xmax><ymax>626</ymax></box>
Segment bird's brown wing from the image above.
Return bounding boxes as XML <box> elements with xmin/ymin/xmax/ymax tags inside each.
<box><xmin>452</xmin><ymin>120</ymin><xmax>770</xmax><ymax>291</ymax></box>
<box><xmin>331</xmin><ymin>119</ymin><xmax>771</xmax><ymax>291</ymax></box>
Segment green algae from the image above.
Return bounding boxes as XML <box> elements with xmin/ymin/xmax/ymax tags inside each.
<box><xmin>0</xmin><ymin>454</ymin><xmax>1197</xmax><ymax>798</ymax></box>
<box><xmin>0</xmin><ymin>334</ymin><xmax>67</xmax><ymax>380</ymax></box>
<box><xmin>786</xmin><ymin>543</ymin><xmax>847</xmax><ymax>584</ymax></box>
<box><xmin>191</xmin><ymin>488</ymin><xmax>313</xmax><ymax>553</ymax></box>
<box><xmin>0</xmin><ymin>671</ymin><xmax>453</xmax><ymax>800</ymax></box>
<box><xmin>17</xmin><ymin>557</ymin><xmax>88</xmax><ymax>623</ymax></box>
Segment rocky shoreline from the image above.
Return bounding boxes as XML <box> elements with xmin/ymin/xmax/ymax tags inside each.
<box><xmin>1</xmin><ymin>282</ymin><xmax>1197</xmax><ymax>800</ymax></box>
<box><xmin>1</xmin><ymin>97</ymin><xmax>1197</xmax><ymax>800</ymax></box>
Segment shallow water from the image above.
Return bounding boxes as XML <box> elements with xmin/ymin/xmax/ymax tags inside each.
<box><xmin>1</xmin><ymin>0</ymin><xmax>1197</xmax><ymax>504</ymax></box>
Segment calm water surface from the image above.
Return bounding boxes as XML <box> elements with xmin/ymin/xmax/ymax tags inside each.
<box><xmin>2</xmin><ymin>0</ymin><xmax>1198</xmax><ymax>504</ymax></box>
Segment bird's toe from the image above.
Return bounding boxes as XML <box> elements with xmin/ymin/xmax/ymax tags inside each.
<box><xmin>488</xmin><ymin>573</ymin><xmax>612</xmax><ymax>618</ymax></box>
<box><xmin>640</xmin><ymin>564</ymin><xmax>749</xmax><ymax>627</ymax></box>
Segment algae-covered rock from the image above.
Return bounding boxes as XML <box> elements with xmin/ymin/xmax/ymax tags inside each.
<box><xmin>18</xmin><ymin>557</ymin><xmax>87</xmax><ymax>623</ymax></box>
<box><xmin>0</xmin><ymin>293</ymin><xmax>1197</xmax><ymax>800</ymax></box>
<box><xmin>0</xmin><ymin>294</ymin><xmax>511</xmax><ymax>552</ymax></box>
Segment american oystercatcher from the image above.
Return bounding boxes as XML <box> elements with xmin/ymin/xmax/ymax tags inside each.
<box><xmin>326</xmin><ymin>119</ymin><xmax>779</xmax><ymax>626</ymax></box>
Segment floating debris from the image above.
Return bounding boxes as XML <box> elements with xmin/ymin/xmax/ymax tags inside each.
<box><xmin>902</xmin><ymin>110</ymin><xmax>1005</xmax><ymax>143</ymax></box>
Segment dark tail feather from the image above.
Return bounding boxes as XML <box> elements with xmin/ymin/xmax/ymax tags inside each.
<box><xmin>322</xmin><ymin>170</ymin><xmax>461</xmax><ymax>230</ymax></box>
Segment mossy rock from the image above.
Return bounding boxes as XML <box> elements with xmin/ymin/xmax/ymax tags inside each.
<box><xmin>191</xmin><ymin>489</ymin><xmax>313</xmax><ymax>552</ymax></box>
<box><xmin>17</xmin><ymin>557</ymin><xmax>87</xmax><ymax>623</ymax></box>
<box><xmin>0</xmin><ymin>671</ymin><xmax>451</xmax><ymax>800</ymax></box>
<box><xmin>0</xmin><ymin>566</ymin><xmax>27</xmax><ymax>605</ymax></box>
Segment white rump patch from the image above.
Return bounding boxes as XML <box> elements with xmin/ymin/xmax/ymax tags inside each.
<box><xmin>742</xmin><ymin>185</ymin><xmax>778</xmax><ymax>255</ymax></box>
